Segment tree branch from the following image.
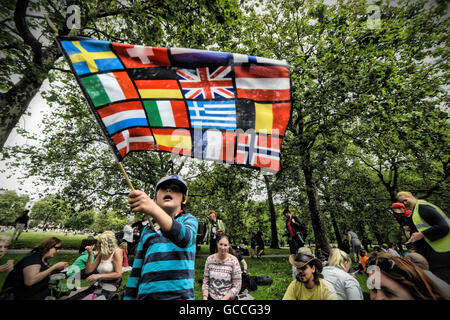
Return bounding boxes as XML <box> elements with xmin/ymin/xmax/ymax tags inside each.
<box><xmin>50</xmin><ymin>66</ymin><xmax>72</xmax><ymax>73</ymax></box>
<box><xmin>14</xmin><ymin>0</ymin><xmax>42</xmax><ymax>64</ymax></box>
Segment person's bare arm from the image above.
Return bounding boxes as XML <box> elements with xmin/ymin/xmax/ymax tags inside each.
<box><xmin>86</xmin><ymin>249</ymin><xmax>122</xmax><ymax>282</ymax></box>
<box><xmin>23</xmin><ymin>262</ymin><xmax>67</xmax><ymax>286</ymax></box>
<box><xmin>85</xmin><ymin>245</ymin><xmax>100</xmax><ymax>274</ymax></box>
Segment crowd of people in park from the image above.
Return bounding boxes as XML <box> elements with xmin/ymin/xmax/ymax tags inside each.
<box><xmin>0</xmin><ymin>176</ymin><xmax>448</xmax><ymax>301</ymax></box>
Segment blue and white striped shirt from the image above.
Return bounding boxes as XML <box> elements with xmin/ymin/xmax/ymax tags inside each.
<box><xmin>124</xmin><ymin>212</ymin><xmax>198</xmax><ymax>300</ymax></box>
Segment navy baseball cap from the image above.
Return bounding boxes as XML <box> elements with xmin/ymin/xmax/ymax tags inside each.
<box><xmin>155</xmin><ymin>175</ymin><xmax>188</xmax><ymax>195</ymax></box>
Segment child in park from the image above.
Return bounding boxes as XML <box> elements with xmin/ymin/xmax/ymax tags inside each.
<box><xmin>124</xmin><ymin>175</ymin><xmax>198</xmax><ymax>300</ymax></box>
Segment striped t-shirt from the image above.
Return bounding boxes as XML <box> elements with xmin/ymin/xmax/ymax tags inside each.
<box><xmin>124</xmin><ymin>212</ymin><xmax>198</xmax><ymax>300</ymax></box>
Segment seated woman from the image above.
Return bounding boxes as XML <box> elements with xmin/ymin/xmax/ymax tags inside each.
<box><xmin>1</xmin><ymin>237</ymin><xmax>68</xmax><ymax>300</ymax></box>
<box><xmin>0</xmin><ymin>235</ymin><xmax>14</xmax><ymax>274</ymax></box>
<box><xmin>321</xmin><ymin>248</ymin><xmax>364</xmax><ymax>300</ymax></box>
<box><xmin>66</xmin><ymin>240</ymin><xmax>99</xmax><ymax>279</ymax></box>
<box><xmin>64</xmin><ymin>231</ymin><xmax>123</xmax><ymax>300</ymax></box>
<box><xmin>202</xmin><ymin>235</ymin><xmax>241</xmax><ymax>300</ymax></box>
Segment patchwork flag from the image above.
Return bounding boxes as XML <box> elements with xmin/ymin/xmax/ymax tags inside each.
<box><xmin>187</xmin><ymin>100</ymin><xmax>236</xmax><ymax>130</ymax></box>
<box><xmin>171</xmin><ymin>48</ymin><xmax>231</xmax><ymax>67</ymax></box>
<box><xmin>81</xmin><ymin>72</ymin><xmax>139</xmax><ymax>107</ymax></box>
<box><xmin>143</xmin><ymin>100</ymin><xmax>189</xmax><ymax>128</ymax></box>
<box><xmin>129</xmin><ymin>68</ymin><xmax>183</xmax><ymax>99</ymax></box>
<box><xmin>152</xmin><ymin>128</ymin><xmax>192</xmax><ymax>156</ymax></box>
<box><xmin>193</xmin><ymin>130</ymin><xmax>236</xmax><ymax>162</ymax></box>
<box><xmin>112</xmin><ymin>43</ymin><xmax>171</xmax><ymax>68</ymax></box>
<box><xmin>60</xmin><ymin>39</ymin><xmax>123</xmax><ymax>75</ymax></box>
<box><xmin>97</xmin><ymin>101</ymin><xmax>148</xmax><ymax>135</ymax></box>
<box><xmin>235</xmin><ymin>132</ymin><xmax>282</xmax><ymax>172</ymax></box>
<box><xmin>235</xmin><ymin>100</ymin><xmax>290</xmax><ymax>135</ymax></box>
<box><xmin>58</xmin><ymin>36</ymin><xmax>292</xmax><ymax>173</ymax></box>
<box><xmin>235</xmin><ymin>65</ymin><xmax>290</xmax><ymax>101</ymax></box>
<box><xmin>233</xmin><ymin>53</ymin><xmax>289</xmax><ymax>66</ymax></box>
<box><xmin>177</xmin><ymin>66</ymin><xmax>234</xmax><ymax>99</ymax></box>
<box><xmin>112</xmin><ymin>127</ymin><xmax>155</xmax><ymax>158</ymax></box>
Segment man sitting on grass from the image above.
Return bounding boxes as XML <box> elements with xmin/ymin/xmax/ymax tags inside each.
<box><xmin>283</xmin><ymin>247</ymin><xmax>337</xmax><ymax>300</ymax></box>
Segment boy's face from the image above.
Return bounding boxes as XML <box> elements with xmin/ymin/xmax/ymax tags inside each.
<box><xmin>155</xmin><ymin>182</ymin><xmax>186</xmax><ymax>213</ymax></box>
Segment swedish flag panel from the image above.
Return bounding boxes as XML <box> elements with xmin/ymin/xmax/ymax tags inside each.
<box><xmin>60</xmin><ymin>40</ymin><xmax>124</xmax><ymax>75</ymax></box>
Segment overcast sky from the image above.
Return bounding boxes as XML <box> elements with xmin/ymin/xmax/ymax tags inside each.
<box><xmin>0</xmin><ymin>80</ymin><xmax>52</xmax><ymax>203</ymax></box>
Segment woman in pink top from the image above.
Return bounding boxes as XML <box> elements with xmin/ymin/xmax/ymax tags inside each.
<box><xmin>202</xmin><ymin>235</ymin><xmax>241</xmax><ymax>300</ymax></box>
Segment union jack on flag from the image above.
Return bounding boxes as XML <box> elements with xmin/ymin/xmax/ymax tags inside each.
<box><xmin>176</xmin><ymin>66</ymin><xmax>235</xmax><ymax>99</ymax></box>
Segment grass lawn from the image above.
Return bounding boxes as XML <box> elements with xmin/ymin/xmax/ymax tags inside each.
<box><xmin>0</xmin><ymin>230</ymin><xmax>369</xmax><ymax>299</ymax></box>
<box><xmin>4</xmin><ymin>230</ymin><xmax>92</xmax><ymax>250</ymax></box>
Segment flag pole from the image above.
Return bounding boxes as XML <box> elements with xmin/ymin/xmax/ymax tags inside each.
<box><xmin>118</xmin><ymin>162</ymin><xmax>135</xmax><ymax>191</ymax></box>
<box><xmin>118</xmin><ymin>162</ymin><xmax>155</xmax><ymax>229</ymax></box>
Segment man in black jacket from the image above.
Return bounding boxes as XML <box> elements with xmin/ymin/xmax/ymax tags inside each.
<box><xmin>283</xmin><ymin>208</ymin><xmax>307</xmax><ymax>254</ymax></box>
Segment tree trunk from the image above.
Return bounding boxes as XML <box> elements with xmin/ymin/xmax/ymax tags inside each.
<box><xmin>302</xmin><ymin>153</ymin><xmax>330</xmax><ymax>253</ymax></box>
<box><xmin>324</xmin><ymin>194</ymin><xmax>342</xmax><ymax>249</ymax></box>
<box><xmin>356</xmin><ymin>221</ymin><xmax>369</xmax><ymax>251</ymax></box>
<box><xmin>0</xmin><ymin>43</ymin><xmax>61</xmax><ymax>150</ymax></box>
<box><xmin>264</xmin><ymin>175</ymin><xmax>279</xmax><ymax>249</ymax></box>
<box><xmin>371</xmin><ymin>225</ymin><xmax>384</xmax><ymax>245</ymax></box>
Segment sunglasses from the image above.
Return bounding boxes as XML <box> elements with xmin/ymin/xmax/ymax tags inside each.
<box><xmin>53</xmin><ymin>246</ymin><xmax>62</xmax><ymax>251</ymax></box>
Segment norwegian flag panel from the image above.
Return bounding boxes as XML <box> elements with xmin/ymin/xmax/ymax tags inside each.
<box><xmin>235</xmin><ymin>132</ymin><xmax>281</xmax><ymax>172</ymax></box>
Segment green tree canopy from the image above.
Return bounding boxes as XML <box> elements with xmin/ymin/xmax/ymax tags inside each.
<box><xmin>0</xmin><ymin>190</ymin><xmax>29</xmax><ymax>225</ymax></box>
<box><xmin>30</xmin><ymin>194</ymin><xmax>71</xmax><ymax>228</ymax></box>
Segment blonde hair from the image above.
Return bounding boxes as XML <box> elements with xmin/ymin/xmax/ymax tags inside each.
<box><xmin>98</xmin><ymin>231</ymin><xmax>118</xmax><ymax>257</ymax></box>
<box><xmin>0</xmin><ymin>234</ymin><xmax>11</xmax><ymax>243</ymax></box>
<box><xmin>119</xmin><ymin>242</ymin><xmax>128</xmax><ymax>253</ymax></box>
<box><xmin>328</xmin><ymin>248</ymin><xmax>352</xmax><ymax>271</ymax></box>
<box><xmin>397</xmin><ymin>191</ymin><xmax>414</xmax><ymax>199</ymax></box>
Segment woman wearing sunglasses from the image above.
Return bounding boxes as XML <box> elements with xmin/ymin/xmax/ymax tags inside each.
<box><xmin>366</xmin><ymin>252</ymin><xmax>446</xmax><ymax>300</ymax></box>
<box><xmin>0</xmin><ymin>237</ymin><xmax>68</xmax><ymax>300</ymax></box>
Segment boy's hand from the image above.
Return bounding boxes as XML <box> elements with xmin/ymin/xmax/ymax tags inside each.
<box><xmin>129</xmin><ymin>190</ymin><xmax>156</xmax><ymax>215</ymax></box>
